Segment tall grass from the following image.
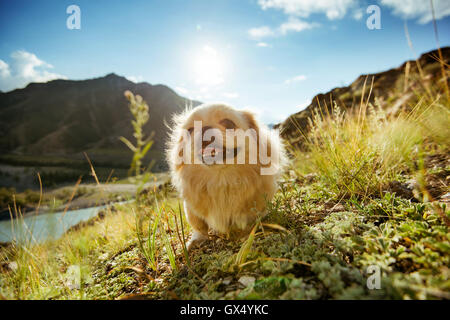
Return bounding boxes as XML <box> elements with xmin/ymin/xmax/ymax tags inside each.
<box><xmin>135</xmin><ymin>205</ymin><xmax>160</xmax><ymax>272</ymax></box>
<box><xmin>134</xmin><ymin>192</ymin><xmax>187</xmax><ymax>274</ymax></box>
<box><xmin>294</xmin><ymin>94</ymin><xmax>448</xmax><ymax>200</ymax></box>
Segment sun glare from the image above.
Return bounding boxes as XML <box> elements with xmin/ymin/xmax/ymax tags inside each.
<box><xmin>192</xmin><ymin>45</ymin><xmax>226</xmax><ymax>87</ymax></box>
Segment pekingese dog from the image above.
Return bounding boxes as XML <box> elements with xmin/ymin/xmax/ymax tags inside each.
<box><xmin>167</xmin><ymin>103</ymin><xmax>287</xmax><ymax>249</ymax></box>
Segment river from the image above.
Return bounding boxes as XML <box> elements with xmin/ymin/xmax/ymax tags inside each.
<box><xmin>0</xmin><ymin>205</ymin><xmax>109</xmax><ymax>243</ymax></box>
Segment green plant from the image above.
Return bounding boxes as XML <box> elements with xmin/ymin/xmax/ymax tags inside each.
<box><xmin>120</xmin><ymin>90</ymin><xmax>154</xmax><ymax>193</ymax></box>
<box><xmin>135</xmin><ymin>203</ymin><xmax>161</xmax><ymax>271</ymax></box>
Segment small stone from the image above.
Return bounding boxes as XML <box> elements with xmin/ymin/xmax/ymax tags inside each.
<box><xmin>222</xmin><ymin>277</ymin><xmax>232</xmax><ymax>285</ymax></box>
<box><xmin>238</xmin><ymin>275</ymin><xmax>255</xmax><ymax>287</ymax></box>
<box><xmin>441</xmin><ymin>192</ymin><xmax>450</xmax><ymax>201</ymax></box>
<box><xmin>98</xmin><ymin>253</ymin><xmax>109</xmax><ymax>261</ymax></box>
<box><xmin>329</xmin><ymin>204</ymin><xmax>345</xmax><ymax>212</ymax></box>
<box><xmin>386</xmin><ymin>180</ymin><xmax>415</xmax><ymax>199</ymax></box>
<box><xmin>304</xmin><ymin>173</ymin><xmax>318</xmax><ymax>183</ymax></box>
<box><xmin>65</xmin><ymin>265</ymin><xmax>81</xmax><ymax>290</ymax></box>
<box><xmin>8</xmin><ymin>261</ymin><xmax>18</xmax><ymax>272</ymax></box>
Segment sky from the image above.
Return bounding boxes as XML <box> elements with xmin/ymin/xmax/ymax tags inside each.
<box><xmin>1</xmin><ymin>0</ymin><xmax>449</xmax><ymax>124</ymax></box>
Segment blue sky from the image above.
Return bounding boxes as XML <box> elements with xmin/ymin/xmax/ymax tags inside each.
<box><xmin>1</xmin><ymin>0</ymin><xmax>449</xmax><ymax>124</ymax></box>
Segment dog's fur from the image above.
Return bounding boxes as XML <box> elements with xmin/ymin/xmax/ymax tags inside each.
<box><xmin>166</xmin><ymin>103</ymin><xmax>286</xmax><ymax>248</ymax></box>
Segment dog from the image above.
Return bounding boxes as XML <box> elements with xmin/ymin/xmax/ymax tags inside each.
<box><xmin>167</xmin><ymin>103</ymin><xmax>286</xmax><ymax>249</ymax></box>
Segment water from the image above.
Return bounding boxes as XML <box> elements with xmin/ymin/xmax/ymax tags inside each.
<box><xmin>0</xmin><ymin>205</ymin><xmax>108</xmax><ymax>243</ymax></box>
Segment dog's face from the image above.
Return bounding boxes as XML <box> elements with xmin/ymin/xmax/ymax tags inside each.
<box><xmin>176</xmin><ymin>103</ymin><xmax>259</xmax><ymax>167</ymax></box>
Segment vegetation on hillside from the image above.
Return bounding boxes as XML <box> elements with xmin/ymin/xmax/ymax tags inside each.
<box><xmin>0</xmin><ymin>50</ymin><xmax>448</xmax><ymax>300</ymax></box>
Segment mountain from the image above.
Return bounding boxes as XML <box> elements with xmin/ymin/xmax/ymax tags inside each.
<box><xmin>276</xmin><ymin>47</ymin><xmax>450</xmax><ymax>146</ymax></box>
<box><xmin>0</xmin><ymin>73</ymin><xmax>200</xmax><ymax>171</ymax></box>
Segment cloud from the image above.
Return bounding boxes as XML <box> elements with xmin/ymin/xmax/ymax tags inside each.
<box><xmin>279</xmin><ymin>17</ymin><xmax>319</xmax><ymax>34</ymax></box>
<box><xmin>193</xmin><ymin>91</ymin><xmax>213</xmax><ymax>101</ymax></box>
<box><xmin>248</xmin><ymin>26</ymin><xmax>275</xmax><ymax>39</ymax></box>
<box><xmin>352</xmin><ymin>8</ymin><xmax>364</xmax><ymax>20</ymax></box>
<box><xmin>254</xmin><ymin>0</ymin><xmax>450</xmax><ymax>25</ymax></box>
<box><xmin>380</xmin><ymin>0</ymin><xmax>450</xmax><ymax>24</ymax></box>
<box><xmin>257</xmin><ymin>42</ymin><xmax>271</xmax><ymax>47</ymax></box>
<box><xmin>222</xmin><ymin>92</ymin><xmax>239</xmax><ymax>99</ymax></box>
<box><xmin>242</xmin><ymin>105</ymin><xmax>262</xmax><ymax>117</ymax></box>
<box><xmin>258</xmin><ymin>0</ymin><xmax>357</xmax><ymax>20</ymax></box>
<box><xmin>175</xmin><ymin>86</ymin><xmax>189</xmax><ymax>95</ymax></box>
<box><xmin>248</xmin><ymin>17</ymin><xmax>318</xmax><ymax>40</ymax></box>
<box><xmin>0</xmin><ymin>50</ymin><xmax>66</xmax><ymax>92</ymax></box>
<box><xmin>0</xmin><ymin>60</ymin><xmax>11</xmax><ymax>79</ymax></box>
<box><xmin>243</xmin><ymin>105</ymin><xmax>287</xmax><ymax>124</ymax></box>
<box><xmin>126</xmin><ymin>75</ymin><xmax>144</xmax><ymax>83</ymax></box>
<box><xmin>284</xmin><ymin>74</ymin><xmax>307</xmax><ymax>84</ymax></box>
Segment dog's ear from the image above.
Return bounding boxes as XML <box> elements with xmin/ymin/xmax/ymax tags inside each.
<box><xmin>241</xmin><ymin>110</ymin><xmax>267</xmax><ymax>164</ymax></box>
<box><xmin>241</xmin><ymin>110</ymin><xmax>259</xmax><ymax>131</ymax></box>
<box><xmin>241</xmin><ymin>110</ymin><xmax>274</xmax><ymax>165</ymax></box>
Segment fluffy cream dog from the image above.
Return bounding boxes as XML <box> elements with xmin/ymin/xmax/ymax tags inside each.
<box><xmin>167</xmin><ymin>103</ymin><xmax>286</xmax><ymax>249</ymax></box>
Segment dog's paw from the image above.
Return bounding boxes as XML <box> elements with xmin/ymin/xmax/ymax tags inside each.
<box><xmin>186</xmin><ymin>231</ymin><xmax>208</xmax><ymax>251</ymax></box>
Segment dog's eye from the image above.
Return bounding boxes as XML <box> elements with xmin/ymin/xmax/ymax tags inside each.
<box><xmin>187</xmin><ymin>127</ymin><xmax>194</xmax><ymax>134</ymax></box>
<box><xmin>219</xmin><ymin>119</ymin><xmax>236</xmax><ymax>129</ymax></box>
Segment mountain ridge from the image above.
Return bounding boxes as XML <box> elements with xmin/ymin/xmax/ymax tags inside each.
<box><xmin>276</xmin><ymin>47</ymin><xmax>450</xmax><ymax>146</ymax></box>
<box><xmin>0</xmin><ymin>73</ymin><xmax>201</xmax><ymax>172</ymax></box>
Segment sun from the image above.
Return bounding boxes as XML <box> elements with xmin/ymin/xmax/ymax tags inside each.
<box><xmin>192</xmin><ymin>45</ymin><xmax>226</xmax><ymax>87</ymax></box>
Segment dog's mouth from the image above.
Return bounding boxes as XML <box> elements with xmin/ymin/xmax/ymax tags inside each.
<box><xmin>201</xmin><ymin>145</ymin><xmax>239</xmax><ymax>164</ymax></box>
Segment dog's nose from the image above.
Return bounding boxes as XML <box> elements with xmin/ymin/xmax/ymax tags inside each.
<box><xmin>201</xmin><ymin>126</ymin><xmax>217</xmax><ymax>148</ymax></box>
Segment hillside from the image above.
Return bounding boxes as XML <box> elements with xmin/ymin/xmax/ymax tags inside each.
<box><xmin>0</xmin><ymin>74</ymin><xmax>200</xmax><ymax>172</ymax></box>
<box><xmin>277</xmin><ymin>47</ymin><xmax>450</xmax><ymax>146</ymax></box>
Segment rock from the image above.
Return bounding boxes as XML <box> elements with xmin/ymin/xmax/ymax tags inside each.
<box><xmin>222</xmin><ymin>277</ymin><xmax>232</xmax><ymax>285</ymax></box>
<box><xmin>1</xmin><ymin>261</ymin><xmax>18</xmax><ymax>272</ymax></box>
<box><xmin>238</xmin><ymin>275</ymin><xmax>255</xmax><ymax>287</ymax></box>
<box><xmin>288</xmin><ymin>170</ymin><xmax>296</xmax><ymax>178</ymax></box>
<box><xmin>326</xmin><ymin>203</ymin><xmax>345</xmax><ymax>213</ymax></box>
<box><xmin>64</xmin><ymin>265</ymin><xmax>81</xmax><ymax>290</ymax></box>
<box><xmin>8</xmin><ymin>261</ymin><xmax>18</xmax><ymax>272</ymax></box>
<box><xmin>386</xmin><ymin>180</ymin><xmax>415</xmax><ymax>199</ymax></box>
<box><xmin>98</xmin><ymin>253</ymin><xmax>109</xmax><ymax>261</ymax></box>
<box><xmin>440</xmin><ymin>192</ymin><xmax>450</xmax><ymax>203</ymax></box>
<box><xmin>304</xmin><ymin>173</ymin><xmax>318</xmax><ymax>183</ymax></box>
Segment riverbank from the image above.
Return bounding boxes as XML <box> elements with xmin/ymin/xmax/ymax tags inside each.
<box><xmin>0</xmin><ymin>172</ymin><xmax>170</xmax><ymax>221</ymax></box>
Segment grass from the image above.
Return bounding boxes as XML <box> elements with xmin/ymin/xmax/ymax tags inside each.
<box><xmin>0</xmin><ymin>61</ymin><xmax>449</xmax><ymax>300</ymax></box>
<box><xmin>292</xmin><ymin>79</ymin><xmax>449</xmax><ymax>200</ymax></box>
